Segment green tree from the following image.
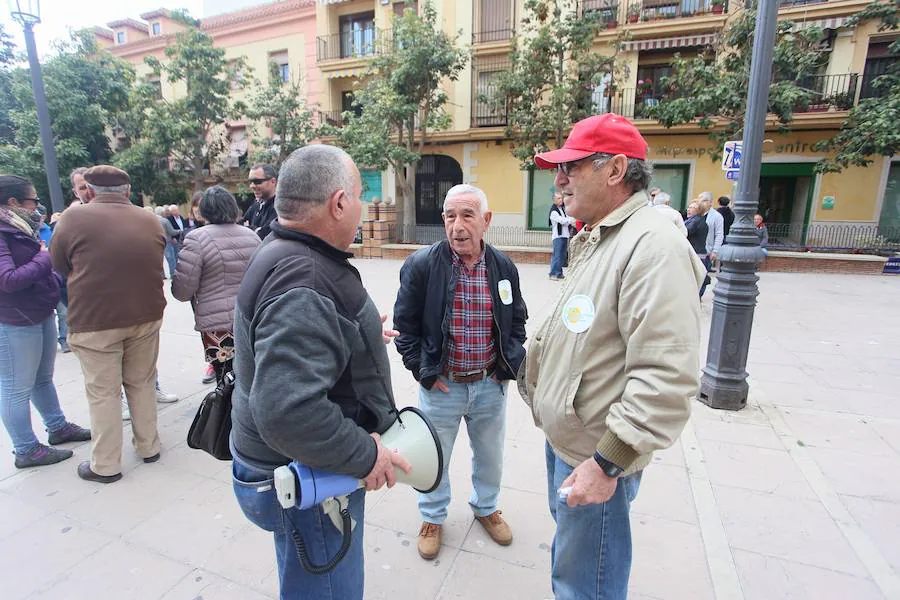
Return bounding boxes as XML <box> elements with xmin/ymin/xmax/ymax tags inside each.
<box><xmin>0</xmin><ymin>31</ymin><xmax>135</xmax><ymax>201</ymax></box>
<box><xmin>244</xmin><ymin>61</ymin><xmax>317</xmax><ymax>166</ymax></box>
<box><xmin>815</xmin><ymin>0</ymin><xmax>899</xmax><ymax>172</ymax></box>
<box><xmin>124</xmin><ymin>26</ymin><xmax>248</xmax><ymax>195</ymax></box>
<box><xmin>489</xmin><ymin>0</ymin><xmax>629</xmax><ymax>167</ymax></box>
<box><xmin>0</xmin><ymin>24</ymin><xmax>17</xmax><ymax>145</ymax></box>
<box><xmin>335</xmin><ymin>0</ymin><xmax>468</xmax><ymax>229</ymax></box>
<box><xmin>651</xmin><ymin>9</ymin><xmax>829</xmax><ymax>159</ymax></box>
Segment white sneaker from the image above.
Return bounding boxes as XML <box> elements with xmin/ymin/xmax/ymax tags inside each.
<box><xmin>155</xmin><ymin>387</ymin><xmax>179</xmax><ymax>404</ymax></box>
<box><xmin>121</xmin><ymin>393</ymin><xmax>131</xmax><ymax>422</ymax></box>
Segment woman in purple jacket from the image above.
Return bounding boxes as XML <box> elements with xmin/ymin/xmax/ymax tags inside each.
<box><xmin>0</xmin><ymin>175</ymin><xmax>90</xmax><ymax>468</ymax></box>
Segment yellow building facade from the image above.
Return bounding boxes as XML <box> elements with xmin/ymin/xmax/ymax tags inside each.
<box><xmin>95</xmin><ymin>0</ymin><xmax>898</xmax><ymax>239</ymax></box>
<box><xmin>316</xmin><ymin>0</ymin><xmax>898</xmax><ymax>243</ymax></box>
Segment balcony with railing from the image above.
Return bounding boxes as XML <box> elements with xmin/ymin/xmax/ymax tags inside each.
<box><xmin>472</xmin><ymin>55</ymin><xmax>511</xmax><ymax>127</ymax></box>
<box><xmin>777</xmin><ymin>0</ymin><xmax>828</xmax><ymax>7</ymax></box>
<box><xmin>580</xmin><ymin>0</ymin><xmax>621</xmax><ymax>27</ymax></box>
<box><xmin>317</xmin><ymin>27</ymin><xmax>388</xmax><ymax>62</ymax></box>
<box><xmin>473</xmin><ymin>28</ymin><xmax>514</xmax><ymax>44</ymax></box>
<box><xmin>318</xmin><ymin>110</ymin><xmax>346</xmax><ymax>129</ymax></box>
<box><xmin>624</xmin><ymin>0</ymin><xmax>725</xmax><ymax>23</ymax></box>
<box><xmin>795</xmin><ymin>73</ymin><xmax>860</xmax><ymax>112</ymax></box>
<box><xmin>473</xmin><ymin>0</ymin><xmax>515</xmax><ymax>44</ymax></box>
<box><xmin>581</xmin><ymin>87</ymin><xmax>657</xmax><ymax>120</ymax></box>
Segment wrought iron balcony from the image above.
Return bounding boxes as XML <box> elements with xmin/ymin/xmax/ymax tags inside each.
<box><xmin>624</xmin><ymin>0</ymin><xmax>725</xmax><ymax>23</ymax></box>
<box><xmin>318</xmin><ymin>110</ymin><xmax>346</xmax><ymax>129</ymax></box>
<box><xmin>317</xmin><ymin>27</ymin><xmax>388</xmax><ymax>62</ymax></box>
<box><xmin>795</xmin><ymin>73</ymin><xmax>860</xmax><ymax>112</ymax></box>
<box><xmin>580</xmin><ymin>0</ymin><xmax>621</xmax><ymax>27</ymax></box>
<box><xmin>777</xmin><ymin>0</ymin><xmax>828</xmax><ymax>7</ymax></box>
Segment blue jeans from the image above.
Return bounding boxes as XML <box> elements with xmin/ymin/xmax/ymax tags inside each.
<box><xmin>546</xmin><ymin>443</ymin><xmax>642</xmax><ymax>600</ymax></box>
<box><xmin>550</xmin><ymin>237</ymin><xmax>568</xmax><ymax>277</ymax></box>
<box><xmin>0</xmin><ymin>318</ymin><xmax>67</xmax><ymax>454</ymax></box>
<box><xmin>56</xmin><ymin>301</ymin><xmax>68</xmax><ymax>342</ymax></box>
<box><xmin>231</xmin><ymin>453</ymin><xmax>366</xmax><ymax>600</ymax></box>
<box><xmin>164</xmin><ymin>242</ymin><xmax>178</xmax><ymax>278</ymax></box>
<box><xmin>418</xmin><ymin>376</ymin><xmax>507</xmax><ymax>524</ymax></box>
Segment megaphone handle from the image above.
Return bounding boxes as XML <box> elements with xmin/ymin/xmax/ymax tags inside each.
<box><xmin>285</xmin><ymin>506</ymin><xmax>353</xmax><ymax>574</ymax></box>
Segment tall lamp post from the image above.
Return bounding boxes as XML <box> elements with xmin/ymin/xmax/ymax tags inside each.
<box><xmin>698</xmin><ymin>0</ymin><xmax>778</xmax><ymax>410</ymax></box>
<box><xmin>8</xmin><ymin>0</ymin><xmax>64</xmax><ymax>214</ymax></box>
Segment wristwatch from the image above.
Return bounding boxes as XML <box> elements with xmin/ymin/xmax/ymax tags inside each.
<box><xmin>593</xmin><ymin>450</ymin><xmax>624</xmax><ymax>479</ymax></box>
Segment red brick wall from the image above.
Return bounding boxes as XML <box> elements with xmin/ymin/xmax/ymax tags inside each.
<box><xmin>371</xmin><ymin>245</ymin><xmax>890</xmax><ymax>275</ymax></box>
<box><xmin>378</xmin><ymin>245</ymin><xmax>551</xmax><ymax>264</ymax></box>
<box><xmin>760</xmin><ymin>255</ymin><xmax>887</xmax><ymax>275</ymax></box>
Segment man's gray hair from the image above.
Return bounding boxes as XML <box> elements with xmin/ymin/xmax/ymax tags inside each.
<box><xmin>69</xmin><ymin>167</ymin><xmax>88</xmax><ymax>186</ymax></box>
<box><xmin>591</xmin><ymin>153</ymin><xmax>653</xmax><ymax>193</ymax></box>
<box><xmin>652</xmin><ymin>192</ymin><xmax>671</xmax><ymax>206</ymax></box>
<box><xmin>443</xmin><ymin>184</ymin><xmax>489</xmax><ymax>214</ymax></box>
<box><xmin>698</xmin><ymin>191</ymin><xmax>714</xmax><ymax>203</ymax></box>
<box><xmin>88</xmin><ymin>183</ymin><xmax>130</xmax><ymax>195</ymax></box>
<box><xmin>275</xmin><ymin>144</ymin><xmax>356</xmax><ymax>221</ymax></box>
<box><xmin>154</xmin><ymin>206</ymin><xmax>165</xmax><ymax>216</ymax></box>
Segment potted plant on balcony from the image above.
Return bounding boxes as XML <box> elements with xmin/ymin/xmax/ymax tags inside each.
<box><xmin>627</xmin><ymin>5</ymin><xmax>641</xmax><ymax>23</ymax></box>
<box><xmin>711</xmin><ymin>0</ymin><xmax>725</xmax><ymax>14</ymax></box>
<box><xmin>637</xmin><ymin>78</ymin><xmax>654</xmax><ymax>96</ymax></box>
<box><xmin>827</xmin><ymin>91</ymin><xmax>855</xmax><ymax>111</ymax></box>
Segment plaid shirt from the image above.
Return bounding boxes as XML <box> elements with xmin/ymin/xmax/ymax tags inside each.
<box><xmin>447</xmin><ymin>250</ymin><xmax>496</xmax><ymax>373</ymax></box>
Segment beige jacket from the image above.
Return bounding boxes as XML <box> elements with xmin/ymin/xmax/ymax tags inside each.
<box><xmin>522</xmin><ymin>191</ymin><xmax>706</xmax><ymax>473</ymax></box>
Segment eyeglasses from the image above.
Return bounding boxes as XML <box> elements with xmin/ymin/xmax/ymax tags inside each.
<box><xmin>557</xmin><ymin>154</ymin><xmax>599</xmax><ymax>177</ymax></box>
<box><xmin>22</xmin><ymin>197</ymin><xmax>40</xmax><ymax>204</ymax></box>
<box><xmin>248</xmin><ymin>178</ymin><xmax>271</xmax><ymax>185</ymax></box>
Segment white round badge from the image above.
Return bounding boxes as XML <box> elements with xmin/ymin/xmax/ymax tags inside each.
<box><xmin>561</xmin><ymin>294</ymin><xmax>595</xmax><ymax>334</ymax></box>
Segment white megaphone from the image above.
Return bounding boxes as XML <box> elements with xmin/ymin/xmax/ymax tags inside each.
<box><xmin>274</xmin><ymin>406</ymin><xmax>443</xmax><ymax>511</ymax></box>
<box><xmin>272</xmin><ymin>407</ymin><xmax>444</xmax><ymax>573</ymax></box>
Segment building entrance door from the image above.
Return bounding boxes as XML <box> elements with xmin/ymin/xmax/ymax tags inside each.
<box><xmin>415</xmin><ymin>155</ymin><xmax>463</xmax><ymax>225</ymax></box>
<box><xmin>759</xmin><ymin>163</ymin><xmax>816</xmax><ymax>246</ymax></box>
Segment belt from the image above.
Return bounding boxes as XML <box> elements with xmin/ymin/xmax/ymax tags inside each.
<box><xmin>446</xmin><ymin>366</ymin><xmax>494</xmax><ymax>384</ymax></box>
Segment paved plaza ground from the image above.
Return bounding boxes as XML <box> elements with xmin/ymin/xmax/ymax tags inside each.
<box><xmin>1</xmin><ymin>260</ymin><xmax>898</xmax><ymax>600</ymax></box>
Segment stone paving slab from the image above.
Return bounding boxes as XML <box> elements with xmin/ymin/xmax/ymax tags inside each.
<box><xmin>1</xmin><ymin>263</ymin><xmax>898</xmax><ymax>599</ymax></box>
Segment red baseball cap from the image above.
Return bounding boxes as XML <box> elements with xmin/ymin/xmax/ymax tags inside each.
<box><xmin>534</xmin><ymin>114</ymin><xmax>648</xmax><ymax>169</ymax></box>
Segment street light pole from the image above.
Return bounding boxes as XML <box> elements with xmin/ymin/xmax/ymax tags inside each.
<box><xmin>10</xmin><ymin>1</ymin><xmax>64</xmax><ymax>214</ymax></box>
<box><xmin>698</xmin><ymin>0</ymin><xmax>778</xmax><ymax>410</ymax></box>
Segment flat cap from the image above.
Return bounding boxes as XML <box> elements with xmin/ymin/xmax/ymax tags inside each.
<box><xmin>83</xmin><ymin>165</ymin><xmax>130</xmax><ymax>187</ymax></box>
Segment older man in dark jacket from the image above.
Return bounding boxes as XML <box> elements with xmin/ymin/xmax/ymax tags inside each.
<box><xmin>393</xmin><ymin>183</ymin><xmax>528</xmax><ymax>561</ymax></box>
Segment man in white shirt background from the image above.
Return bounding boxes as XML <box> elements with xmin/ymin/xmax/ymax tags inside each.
<box><xmin>651</xmin><ymin>192</ymin><xmax>687</xmax><ymax>237</ymax></box>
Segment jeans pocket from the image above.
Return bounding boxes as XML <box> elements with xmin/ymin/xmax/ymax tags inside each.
<box><xmin>622</xmin><ymin>471</ymin><xmax>643</xmax><ymax>504</ymax></box>
<box><xmin>232</xmin><ymin>467</ymin><xmax>281</xmax><ymax>532</ymax></box>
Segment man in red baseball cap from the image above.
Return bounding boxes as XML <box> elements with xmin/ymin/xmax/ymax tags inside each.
<box><xmin>521</xmin><ymin>114</ymin><xmax>706</xmax><ymax>599</ymax></box>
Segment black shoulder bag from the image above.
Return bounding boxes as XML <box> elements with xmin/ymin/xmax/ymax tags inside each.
<box><xmin>187</xmin><ymin>370</ymin><xmax>235</xmax><ymax>461</ymax></box>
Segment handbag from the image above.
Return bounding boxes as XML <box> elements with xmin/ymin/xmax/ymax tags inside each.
<box><xmin>187</xmin><ymin>369</ymin><xmax>234</xmax><ymax>460</ymax></box>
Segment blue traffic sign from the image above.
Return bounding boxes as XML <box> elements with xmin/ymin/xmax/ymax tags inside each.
<box><xmin>722</xmin><ymin>141</ymin><xmax>742</xmax><ymax>171</ymax></box>
<box><xmin>725</xmin><ymin>169</ymin><xmax>740</xmax><ymax>181</ymax></box>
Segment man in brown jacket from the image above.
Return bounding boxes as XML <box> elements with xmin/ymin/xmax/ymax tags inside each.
<box><xmin>50</xmin><ymin>166</ymin><xmax>167</xmax><ymax>483</ymax></box>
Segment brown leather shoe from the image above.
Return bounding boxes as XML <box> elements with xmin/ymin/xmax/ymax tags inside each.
<box><xmin>417</xmin><ymin>522</ymin><xmax>442</xmax><ymax>560</ymax></box>
<box><xmin>475</xmin><ymin>510</ymin><xmax>513</xmax><ymax>546</ymax></box>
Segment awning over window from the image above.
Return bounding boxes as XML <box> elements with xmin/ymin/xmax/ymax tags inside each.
<box><xmin>323</xmin><ymin>67</ymin><xmax>368</xmax><ymax>79</ymax></box>
<box><xmin>622</xmin><ymin>33</ymin><xmax>718</xmax><ymax>52</ymax></box>
<box><xmin>791</xmin><ymin>17</ymin><xmax>850</xmax><ymax>30</ymax></box>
